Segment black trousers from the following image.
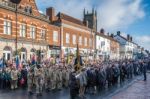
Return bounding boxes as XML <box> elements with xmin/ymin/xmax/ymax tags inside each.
<box><xmin>144</xmin><ymin>72</ymin><xmax>147</xmax><ymax>81</ymax></box>
<box><xmin>0</xmin><ymin>78</ymin><xmax>2</xmax><ymax>89</ymax></box>
<box><xmin>70</xmin><ymin>89</ymin><xmax>78</xmax><ymax>99</ymax></box>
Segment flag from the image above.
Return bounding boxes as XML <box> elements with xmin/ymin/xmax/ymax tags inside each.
<box><xmin>67</xmin><ymin>54</ymin><xmax>70</xmax><ymax>64</ymax></box>
<box><xmin>16</xmin><ymin>56</ymin><xmax>19</xmax><ymax>69</ymax></box>
<box><xmin>74</xmin><ymin>44</ymin><xmax>81</xmax><ymax>71</ymax></box>
<box><xmin>0</xmin><ymin>58</ymin><xmax>3</xmax><ymax>68</ymax></box>
<box><xmin>31</xmin><ymin>55</ymin><xmax>36</xmax><ymax>65</ymax></box>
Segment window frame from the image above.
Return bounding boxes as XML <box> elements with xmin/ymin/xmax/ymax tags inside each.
<box><xmin>66</xmin><ymin>33</ymin><xmax>70</xmax><ymax>44</ymax></box>
<box><xmin>4</xmin><ymin>19</ymin><xmax>12</xmax><ymax>35</ymax></box>
<box><xmin>30</xmin><ymin>25</ymin><xmax>36</xmax><ymax>39</ymax></box>
<box><xmin>84</xmin><ymin>37</ymin><xmax>87</xmax><ymax>46</ymax></box>
<box><xmin>79</xmin><ymin>36</ymin><xmax>82</xmax><ymax>45</ymax></box>
<box><xmin>20</xmin><ymin>23</ymin><xmax>26</xmax><ymax>37</ymax></box>
<box><xmin>41</xmin><ymin>29</ymin><xmax>46</xmax><ymax>40</ymax></box>
<box><xmin>53</xmin><ymin>31</ymin><xmax>58</xmax><ymax>42</ymax></box>
<box><xmin>72</xmin><ymin>35</ymin><xmax>76</xmax><ymax>45</ymax></box>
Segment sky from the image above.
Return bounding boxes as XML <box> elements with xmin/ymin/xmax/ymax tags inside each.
<box><xmin>35</xmin><ymin>0</ymin><xmax>150</xmax><ymax>50</ymax></box>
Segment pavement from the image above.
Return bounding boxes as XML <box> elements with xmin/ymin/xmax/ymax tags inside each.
<box><xmin>0</xmin><ymin>73</ymin><xmax>149</xmax><ymax>99</ymax></box>
<box><xmin>110</xmin><ymin>74</ymin><xmax>150</xmax><ymax>99</ymax></box>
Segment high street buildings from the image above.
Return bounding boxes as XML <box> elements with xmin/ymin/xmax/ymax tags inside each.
<box><xmin>0</xmin><ymin>0</ymin><xmax>144</xmax><ymax>62</ymax></box>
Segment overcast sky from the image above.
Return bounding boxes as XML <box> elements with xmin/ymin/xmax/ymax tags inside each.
<box><xmin>35</xmin><ymin>0</ymin><xmax>150</xmax><ymax>50</ymax></box>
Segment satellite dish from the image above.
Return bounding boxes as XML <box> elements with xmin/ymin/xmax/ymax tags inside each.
<box><xmin>10</xmin><ymin>0</ymin><xmax>21</xmax><ymax>4</ymax></box>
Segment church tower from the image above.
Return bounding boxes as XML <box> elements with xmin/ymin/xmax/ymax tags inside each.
<box><xmin>83</xmin><ymin>8</ymin><xmax>97</xmax><ymax>32</ymax></box>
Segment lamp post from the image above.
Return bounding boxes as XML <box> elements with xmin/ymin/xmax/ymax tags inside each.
<box><xmin>90</xmin><ymin>29</ymin><xmax>93</xmax><ymax>60</ymax></box>
<box><xmin>10</xmin><ymin>0</ymin><xmax>21</xmax><ymax>58</ymax></box>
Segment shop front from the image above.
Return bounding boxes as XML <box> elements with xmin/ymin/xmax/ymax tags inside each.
<box><xmin>48</xmin><ymin>45</ymin><xmax>61</xmax><ymax>58</ymax></box>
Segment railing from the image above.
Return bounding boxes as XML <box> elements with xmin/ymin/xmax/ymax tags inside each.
<box><xmin>0</xmin><ymin>0</ymin><xmax>16</xmax><ymax>9</ymax></box>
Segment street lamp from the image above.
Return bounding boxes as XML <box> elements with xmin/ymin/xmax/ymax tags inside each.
<box><xmin>10</xmin><ymin>0</ymin><xmax>21</xmax><ymax>56</ymax></box>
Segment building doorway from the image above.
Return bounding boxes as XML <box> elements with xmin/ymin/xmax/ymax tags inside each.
<box><xmin>3</xmin><ymin>46</ymin><xmax>12</xmax><ymax>61</ymax></box>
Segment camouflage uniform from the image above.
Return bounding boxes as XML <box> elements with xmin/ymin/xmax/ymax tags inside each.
<box><xmin>56</xmin><ymin>68</ymin><xmax>63</xmax><ymax>90</ymax></box>
<box><xmin>51</xmin><ymin>67</ymin><xmax>57</xmax><ymax>90</ymax></box>
<box><xmin>34</xmin><ymin>66</ymin><xmax>44</xmax><ymax>95</ymax></box>
<box><xmin>27</xmin><ymin>68</ymin><xmax>34</xmax><ymax>94</ymax></box>
<box><xmin>44</xmin><ymin>66</ymin><xmax>50</xmax><ymax>91</ymax></box>
<box><xmin>10</xmin><ymin>68</ymin><xmax>18</xmax><ymax>90</ymax></box>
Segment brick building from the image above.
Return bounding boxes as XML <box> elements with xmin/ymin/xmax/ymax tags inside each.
<box><xmin>0</xmin><ymin>0</ymin><xmax>97</xmax><ymax>62</ymax></box>
<box><xmin>46</xmin><ymin>7</ymin><xmax>97</xmax><ymax>58</ymax></box>
<box><xmin>109</xmin><ymin>34</ymin><xmax>120</xmax><ymax>60</ymax></box>
<box><xmin>96</xmin><ymin>29</ymin><xmax>120</xmax><ymax>60</ymax></box>
<box><xmin>0</xmin><ymin>0</ymin><xmax>60</xmax><ymax>61</ymax></box>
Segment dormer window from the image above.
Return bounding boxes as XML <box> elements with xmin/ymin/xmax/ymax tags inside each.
<box><xmin>24</xmin><ymin>6</ymin><xmax>32</xmax><ymax>14</ymax></box>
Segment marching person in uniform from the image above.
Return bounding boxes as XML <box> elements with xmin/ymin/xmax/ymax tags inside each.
<box><xmin>142</xmin><ymin>61</ymin><xmax>147</xmax><ymax>81</ymax></box>
<box><xmin>69</xmin><ymin>70</ymin><xmax>79</xmax><ymax>99</ymax></box>
<box><xmin>56</xmin><ymin>66</ymin><xmax>63</xmax><ymax>90</ymax></box>
<box><xmin>34</xmin><ymin>65</ymin><xmax>44</xmax><ymax>96</ymax></box>
<box><xmin>10</xmin><ymin>67</ymin><xmax>19</xmax><ymax>90</ymax></box>
<box><xmin>51</xmin><ymin>66</ymin><xmax>57</xmax><ymax>91</ymax></box>
<box><xmin>27</xmin><ymin>67</ymin><xmax>34</xmax><ymax>95</ymax></box>
<box><xmin>44</xmin><ymin>65</ymin><xmax>50</xmax><ymax>92</ymax></box>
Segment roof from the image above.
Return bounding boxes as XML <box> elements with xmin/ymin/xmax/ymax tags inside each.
<box><xmin>96</xmin><ymin>32</ymin><xmax>109</xmax><ymax>39</ymax></box>
<box><xmin>57</xmin><ymin>12</ymin><xmax>85</xmax><ymax>26</ymax></box>
<box><xmin>114</xmin><ymin>35</ymin><xmax>128</xmax><ymax>41</ymax></box>
<box><xmin>107</xmin><ymin>36</ymin><xmax>119</xmax><ymax>42</ymax></box>
<box><xmin>96</xmin><ymin>32</ymin><xmax>119</xmax><ymax>43</ymax></box>
<box><xmin>114</xmin><ymin>35</ymin><xmax>138</xmax><ymax>45</ymax></box>
<box><xmin>131</xmin><ymin>42</ymin><xmax>138</xmax><ymax>45</ymax></box>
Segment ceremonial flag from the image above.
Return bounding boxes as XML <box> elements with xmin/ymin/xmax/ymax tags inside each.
<box><xmin>74</xmin><ymin>44</ymin><xmax>81</xmax><ymax>71</ymax></box>
<box><xmin>31</xmin><ymin>55</ymin><xmax>36</xmax><ymax>65</ymax></box>
<box><xmin>0</xmin><ymin>58</ymin><xmax>3</xmax><ymax>68</ymax></box>
<box><xmin>16</xmin><ymin>56</ymin><xmax>19</xmax><ymax>69</ymax></box>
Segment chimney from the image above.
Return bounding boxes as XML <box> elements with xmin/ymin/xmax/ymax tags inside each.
<box><xmin>117</xmin><ymin>31</ymin><xmax>121</xmax><ymax>36</ymax></box>
<box><xmin>142</xmin><ymin>47</ymin><xmax>144</xmax><ymax>51</ymax></box>
<box><xmin>107</xmin><ymin>33</ymin><xmax>109</xmax><ymax>36</ymax></box>
<box><xmin>83</xmin><ymin>20</ymin><xmax>88</xmax><ymax>27</ymax></box>
<box><xmin>46</xmin><ymin>7</ymin><xmax>55</xmax><ymax>22</ymax></box>
<box><xmin>111</xmin><ymin>34</ymin><xmax>114</xmax><ymax>38</ymax></box>
<box><xmin>127</xmin><ymin>34</ymin><xmax>130</xmax><ymax>40</ymax></box>
<box><xmin>130</xmin><ymin>37</ymin><xmax>133</xmax><ymax>41</ymax></box>
<box><xmin>100</xmin><ymin>28</ymin><xmax>105</xmax><ymax>34</ymax></box>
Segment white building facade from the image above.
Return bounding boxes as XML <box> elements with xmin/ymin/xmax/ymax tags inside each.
<box><xmin>114</xmin><ymin>32</ymin><xmax>135</xmax><ymax>59</ymax></box>
<box><xmin>96</xmin><ymin>33</ymin><xmax>111</xmax><ymax>60</ymax></box>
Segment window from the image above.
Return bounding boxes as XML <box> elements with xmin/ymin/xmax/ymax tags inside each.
<box><xmin>89</xmin><ymin>38</ymin><xmax>92</xmax><ymax>47</ymax></box>
<box><xmin>20</xmin><ymin>24</ymin><xmax>26</xmax><ymax>37</ymax></box>
<box><xmin>84</xmin><ymin>37</ymin><xmax>87</xmax><ymax>46</ymax></box>
<box><xmin>53</xmin><ymin>31</ymin><xmax>58</xmax><ymax>42</ymax></box>
<box><xmin>66</xmin><ymin>33</ymin><xmax>70</xmax><ymax>44</ymax></box>
<box><xmin>41</xmin><ymin>29</ymin><xmax>46</xmax><ymax>40</ymax></box>
<box><xmin>72</xmin><ymin>35</ymin><xmax>76</xmax><ymax>45</ymax></box>
<box><xmin>30</xmin><ymin>26</ymin><xmax>36</xmax><ymax>39</ymax></box>
<box><xmin>4</xmin><ymin>20</ymin><xmax>11</xmax><ymax>35</ymax></box>
<box><xmin>79</xmin><ymin>36</ymin><xmax>82</xmax><ymax>45</ymax></box>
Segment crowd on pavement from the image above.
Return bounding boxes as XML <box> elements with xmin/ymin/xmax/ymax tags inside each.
<box><xmin>0</xmin><ymin>56</ymin><xmax>149</xmax><ymax>99</ymax></box>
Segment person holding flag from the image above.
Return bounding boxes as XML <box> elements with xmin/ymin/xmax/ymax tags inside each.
<box><xmin>16</xmin><ymin>56</ymin><xmax>19</xmax><ymax>70</ymax></box>
<box><xmin>0</xmin><ymin>58</ymin><xmax>4</xmax><ymax>68</ymax></box>
<box><xmin>31</xmin><ymin>54</ymin><xmax>36</xmax><ymax>65</ymax></box>
<box><xmin>74</xmin><ymin>44</ymin><xmax>83</xmax><ymax>71</ymax></box>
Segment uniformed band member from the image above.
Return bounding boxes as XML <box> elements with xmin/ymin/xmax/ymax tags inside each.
<box><xmin>27</xmin><ymin>67</ymin><xmax>34</xmax><ymax>95</ymax></box>
<box><xmin>34</xmin><ymin>65</ymin><xmax>44</xmax><ymax>96</ymax></box>
<box><xmin>11</xmin><ymin>67</ymin><xmax>18</xmax><ymax>90</ymax></box>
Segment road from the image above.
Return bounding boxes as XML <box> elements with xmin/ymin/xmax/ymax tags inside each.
<box><xmin>0</xmin><ymin>74</ymin><xmax>149</xmax><ymax>99</ymax></box>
